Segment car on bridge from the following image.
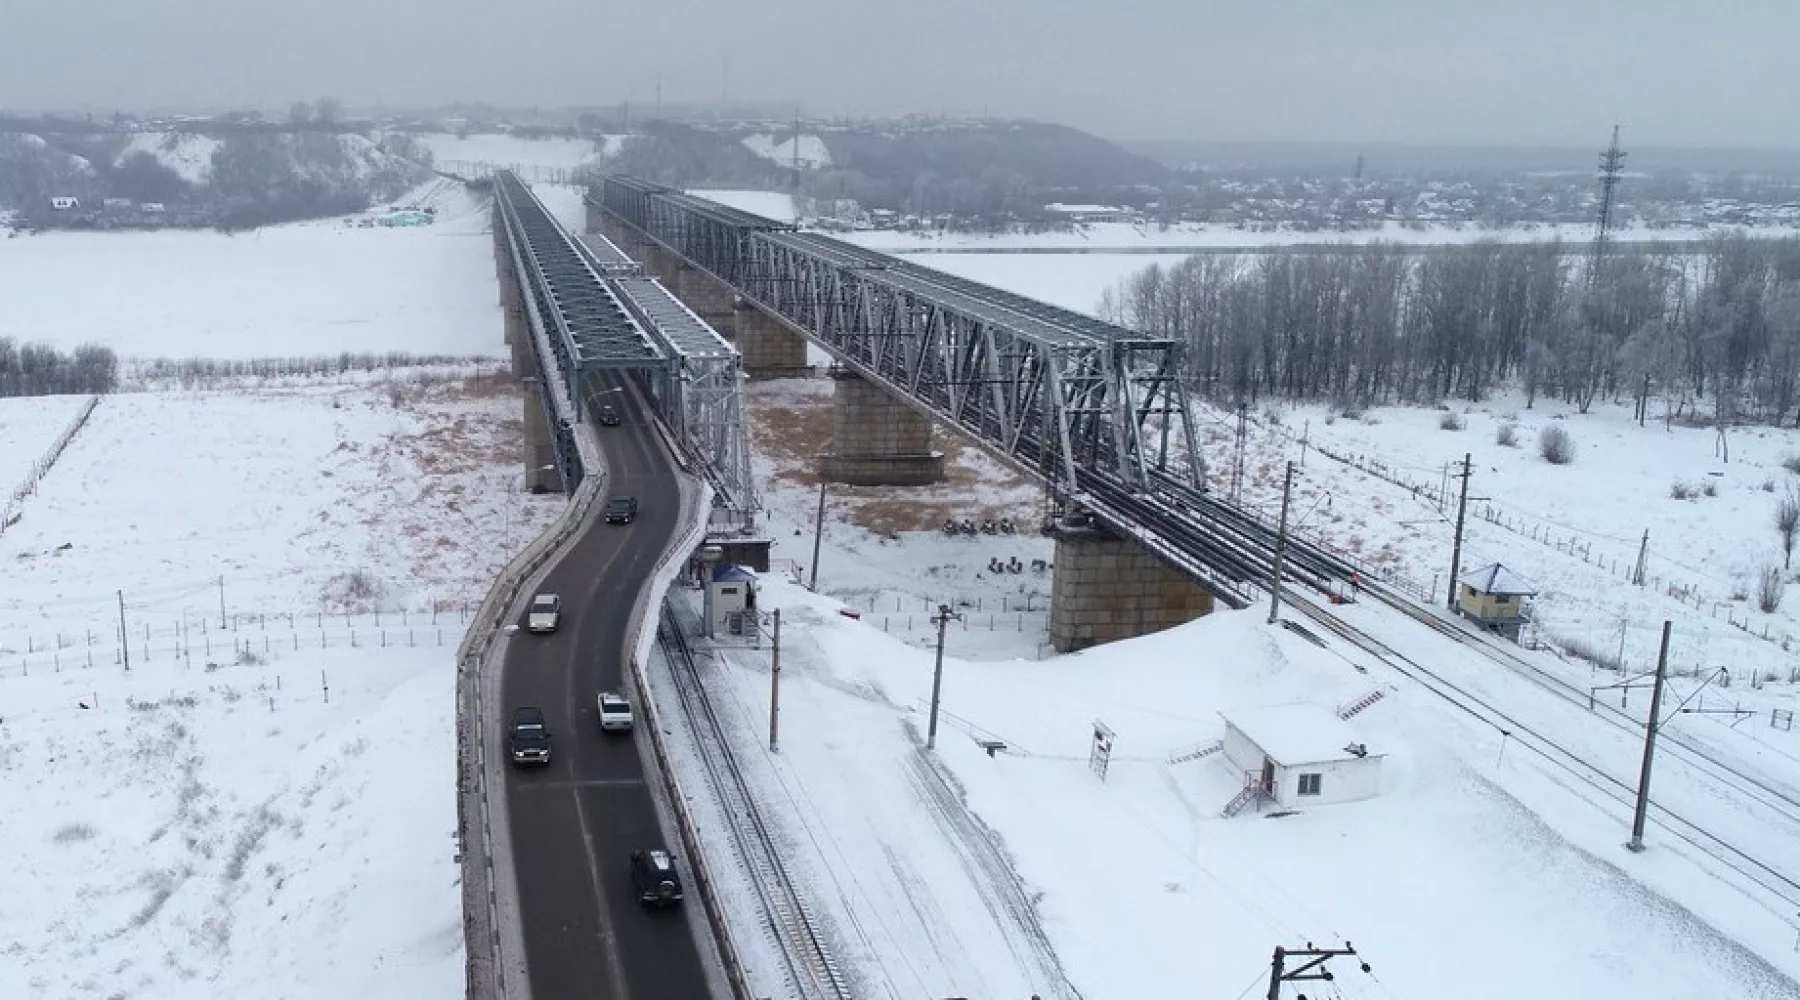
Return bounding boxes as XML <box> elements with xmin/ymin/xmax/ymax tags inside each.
<box><xmin>629</xmin><ymin>848</ymin><xmax>684</xmax><ymax>907</ymax></box>
<box><xmin>604</xmin><ymin>495</ymin><xmax>638</xmax><ymax>524</ymax></box>
<box><xmin>525</xmin><ymin>593</ymin><xmax>562</xmax><ymax>633</ymax></box>
<box><xmin>596</xmin><ymin>691</ymin><xmax>634</xmax><ymax>732</ymax></box>
<box><xmin>597</xmin><ymin>404</ymin><xmax>621</xmax><ymax>426</ymax></box>
<box><xmin>509</xmin><ymin>706</ymin><xmax>553</xmax><ymax>766</ymax></box>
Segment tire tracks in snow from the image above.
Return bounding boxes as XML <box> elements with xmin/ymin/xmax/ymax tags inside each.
<box><xmin>904</xmin><ymin>739</ymin><xmax>1085</xmax><ymax>1000</ymax></box>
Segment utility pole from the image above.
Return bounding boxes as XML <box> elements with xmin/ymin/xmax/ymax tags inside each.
<box><xmin>1446</xmin><ymin>453</ymin><xmax>1473</xmax><ymax>610</ymax></box>
<box><xmin>218</xmin><ymin>575</ymin><xmax>227</xmax><ymax>630</ymax></box>
<box><xmin>1627</xmin><ymin>619</ymin><xmax>1673</xmax><ymax>853</ymax></box>
<box><xmin>768</xmin><ymin>609</ymin><xmax>782</xmax><ymax>753</ymax></box>
<box><xmin>117</xmin><ymin>590</ymin><xmax>130</xmax><ymax>672</ymax></box>
<box><xmin>808</xmin><ymin>480</ymin><xmax>826</xmax><ymax>591</ymax></box>
<box><xmin>925</xmin><ymin>603</ymin><xmax>962</xmax><ymax>750</ymax></box>
<box><xmin>1268</xmin><ymin>461</ymin><xmax>1295</xmax><ymax>624</ymax></box>
<box><xmin>1632</xmin><ymin>529</ymin><xmax>1649</xmax><ymax>586</ymax></box>
<box><xmin>1266</xmin><ymin>942</ymin><xmax>1369</xmax><ymax>999</ymax></box>
<box><xmin>1231</xmin><ymin>401</ymin><xmax>1248</xmax><ymax>503</ymax></box>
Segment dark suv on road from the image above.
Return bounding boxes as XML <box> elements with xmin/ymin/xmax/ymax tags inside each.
<box><xmin>630</xmin><ymin>848</ymin><xmax>684</xmax><ymax>907</ymax></box>
<box><xmin>604</xmin><ymin>495</ymin><xmax>638</xmax><ymax>524</ymax></box>
<box><xmin>597</xmin><ymin>404</ymin><xmax>621</xmax><ymax>426</ymax></box>
<box><xmin>509</xmin><ymin>706</ymin><xmax>552</xmax><ymax>766</ymax></box>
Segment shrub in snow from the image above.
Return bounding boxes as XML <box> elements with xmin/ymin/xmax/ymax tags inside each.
<box><xmin>1777</xmin><ymin>493</ymin><xmax>1800</xmax><ymax>568</ymax></box>
<box><xmin>1438</xmin><ymin>411</ymin><xmax>1464</xmax><ymax>431</ymax></box>
<box><xmin>52</xmin><ymin>822</ymin><xmax>96</xmax><ymax>844</ymax></box>
<box><xmin>1670</xmin><ymin>481</ymin><xmax>1695</xmax><ymax>500</ymax></box>
<box><xmin>1784</xmin><ymin>455</ymin><xmax>1800</xmax><ymax>476</ymax></box>
<box><xmin>1538</xmin><ymin>425</ymin><xmax>1574</xmax><ymax>465</ymax></box>
<box><xmin>1701</xmin><ymin>480</ymin><xmax>1717</xmax><ymax>497</ymax></box>
<box><xmin>1495</xmin><ymin>422</ymin><xmax>1518</xmax><ymax>447</ymax></box>
<box><xmin>1758</xmin><ymin>566</ymin><xmax>1784</xmax><ymax>613</ymax></box>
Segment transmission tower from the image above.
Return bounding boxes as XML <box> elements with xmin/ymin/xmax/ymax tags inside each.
<box><xmin>1591</xmin><ymin>125</ymin><xmax>1627</xmax><ymax>283</ymax></box>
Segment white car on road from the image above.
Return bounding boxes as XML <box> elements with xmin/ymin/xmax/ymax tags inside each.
<box><xmin>597</xmin><ymin>691</ymin><xmax>634</xmax><ymax>732</ymax></box>
<box><xmin>526</xmin><ymin>593</ymin><xmax>562</xmax><ymax>633</ymax></box>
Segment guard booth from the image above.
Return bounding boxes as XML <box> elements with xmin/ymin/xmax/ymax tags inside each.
<box><xmin>705</xmin><ymin>565</ymin><xmax>759</xmax><ymax>638</ymax></box>
<box><xmin>1455</xmin><ymin>562</ymin><xmax>1536</xmax><ymax>641</ymax></box>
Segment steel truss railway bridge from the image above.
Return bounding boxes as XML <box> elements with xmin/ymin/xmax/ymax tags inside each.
<box><xmin>580</xmin><ymin>174</ymin><xmax>1366</xmax><ymax>648</ymax></box>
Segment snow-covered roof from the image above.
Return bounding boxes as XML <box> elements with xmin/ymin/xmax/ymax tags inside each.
<box><xmin>712</xmin><ymin>564</ymin><xmax>758</xmax><ymax>583</ymax></box>
<box><xmin>1045</xmin><ymin>203</ymin><xmax>1127</xmax><ymax>214</ymax></box>
<box><xmin>1458</xmin><ymin>562</ymin><xmax>1536</xmax><ymax>595</ymax></box>
<box><xmin>1222</xmin><ymin>703</ymin><xmax>1380</xmax><ymax>766</ymax></box>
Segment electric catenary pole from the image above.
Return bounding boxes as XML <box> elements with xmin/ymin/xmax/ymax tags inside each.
<box><xmin>926</xmin><ymin>603</ymin><xmax>963</xmax><ymax>750</ymax></box>
<box><xmin>1627</xmin><ymin>620</ymin><xmax>1674</xmax><ymax>852</ymax></box>
<box><xmin>1265</xmin><ymin>942</ymin><xmax>1372</xmax><ymax>999</ymax></box>
<box><xmin>1447</xmin><ymin>453</ymin><xmax>1473</xmax><ymax>610</ymax></box>
<box><xmin>1268</xmin><ymin>461</ymin><xmax>1296</xmax><ymax>624</ymax></box>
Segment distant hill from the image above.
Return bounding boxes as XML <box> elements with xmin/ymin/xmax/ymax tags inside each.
<box><xmin>596</xmin><ymin>117</ymin><xmax>1171</xmax><ymax>227</ymax></box>
<box><xmin>1125</xmin><ymin>139</ymin><xmax>1800</xmax><ymax>177</ymax></box>
<box><xmin>0</xmin><ymin>124</ymin><xmax>433</xmax><ymax>228</ymax></box>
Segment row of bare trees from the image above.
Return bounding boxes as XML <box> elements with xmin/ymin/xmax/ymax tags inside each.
<box><xmin>0</xmin><ymin>340</ymin><xmax>118</xmax><ymax>397</ymax></box>
<box><xmin>1103</xmin><ymin>234</ymin><xmax>1800</xmax><ymax>424</ymax></box>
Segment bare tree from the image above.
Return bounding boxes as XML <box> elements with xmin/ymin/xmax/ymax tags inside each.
<box><xmin>1758</xmin><ymin>565</ymin><xmax>1785</xmax><ymax>613</ymax></box>
<box><xmin>1777</xmin><ymin>491</ymin><xmax>1800</xmax><ymax>569</ymax></box>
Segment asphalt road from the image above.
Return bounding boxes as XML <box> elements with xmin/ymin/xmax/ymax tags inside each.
<box><xmin>499</xmin><ymin>379</ymin><xmax>717</xmax><ymax>1000</ymax></box>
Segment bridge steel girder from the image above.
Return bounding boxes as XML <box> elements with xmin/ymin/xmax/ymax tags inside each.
<box><xmin>501</xmin><ymin>172</ymin><xmax>758</xmax><ymax>526</ymax></box>
<box><xmin>588</xmin><ymin>177</ymin><xmax>1372</xmax><ymax>609</ymax></box>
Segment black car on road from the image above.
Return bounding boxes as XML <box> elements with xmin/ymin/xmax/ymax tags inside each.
<box><xmin>597</xmin><ymin>404</ymin><xmax>621</xmax><ymax>426</ymax></box>
<box><xmin>509</xmin><ymin>706</ymin><xmax>552</xmax><ymax>766</ymax></box>
<box><xmin>604</xmin><ymin>495</ymin><xmax>638</xmax><ymax>524</ymax></box>
<box><xmin>630</xmin><ymin>848</ymin><xmax>684</xmax><ymax>907</ymax></box>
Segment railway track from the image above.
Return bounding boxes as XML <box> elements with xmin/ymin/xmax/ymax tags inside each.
<box><xmin>1284</xmin><ymin>591</ymin><xmax>1800</xmax><ymax>911</ymax></box>
<box><xmin>657</xmin><ymin>607</ymin><xmax>854</xmax><ymax>1000</ymax></box>
<box><xmin>1364</xmin><ymin>586</ymin><xmax>1800</xmax><ymax>828</ymax></box>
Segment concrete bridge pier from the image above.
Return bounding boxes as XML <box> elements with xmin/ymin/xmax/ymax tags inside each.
<box><xmin>520</xmin><ymin>380</ymin><xmax>560</xmax><ymax>492</ymax></box>
<box><xmin>496</xmin><ymin>205</ymin><xmax>562</xmax><ymax>491</ymax></box>
<box><xmin>817</xmin><ymin>370</ymin><xmax>945</xmax><ymax>486</ymax></box>
<box><xmin>1047</xmin><ymin>523</ymin><xmax>1216</xmax><ymax>653</ymax></box>
<box><xmin>674</xmin><ymin>263</ymin><xmax>739</xmax><ymax>329</ymax></box>
<box><xmin>731</xmin><ymin>302</ymin><xmax>811</xmax><ymax>379</ymax></box>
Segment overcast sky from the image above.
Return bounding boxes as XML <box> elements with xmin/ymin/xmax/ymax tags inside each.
<box><xmin>4</xmin><ymin>0</ymin><xmax>1795</xmax><ymax>148</ymax></box>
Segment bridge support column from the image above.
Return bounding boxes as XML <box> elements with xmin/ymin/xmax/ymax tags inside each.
<box><xmin>733</xmin><ymin>303</ymin><xmax>811</xmax><ymax>379</ymax></box>
<box><xmin>818</xmin><ymin>371</ymin><xmax>944</xmax><ymax>486</ymax></box>
<box><xmin>1047</xmin><ymin>524</ymin><xmax>1215</xmax><ymax>653</ymax></box>
<box><xmin>521</xmin><ymin>381</ymin><xmax>559</xmax><ymax>493</ymax></box>
<box><xmin>674</xmin><ymin>264</ymin><xmax>739</xmax><ymax>328</ymax></box>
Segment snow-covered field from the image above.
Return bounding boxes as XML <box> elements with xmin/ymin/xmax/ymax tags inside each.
<box><xmin>0</xmin><ymin>176</ymin><xmax>566</xmax><ymax>997</ymax></box>
<box><xmin>0</xmin><ymin>183</ymin><xmax>499</xmax><ymax>360</ymax></box>
<box><xmin>0</xmin><ymin>394</ymin><xmax>95</xmax><ymax>497</ymax></box>
<box><xmin>667</xmin><ymin>574</ymin><xmax>1800</xmax><ymax>1000</ymax></box>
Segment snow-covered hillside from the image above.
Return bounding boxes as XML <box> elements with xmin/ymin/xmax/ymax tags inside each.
<box><xmin>115</xmin><ymin>132</ymin><xmax>224</xmax><ymax>184</ymax></box>
<box><xmin>740</xmin><ymin>132</ymin><xmax>832</xmax><ymax>170</ymax></box>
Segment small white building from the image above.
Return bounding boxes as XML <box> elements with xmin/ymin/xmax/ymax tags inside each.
<box><xmin>1220</xmin><ymin>703</ymin><xmax>1383</xmax><ymax>809</ymax></box>
<box><xmin>49</xmin><ymin>196</ymin><xmax>80</xmax><ymax>211</ymax></box>
<box><xmin>704</xmin><ymin>564</ymin><xmax>759</xmax><ymax>638</ymax></box>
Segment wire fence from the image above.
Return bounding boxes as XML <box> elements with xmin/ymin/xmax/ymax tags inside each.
<box><xmin>0</xmin><ymin>606</ymin><xmax>474</xmax><ymax>681</ymax></box>
<box><xmin>1</xmin><ymin>394</ymin><xmax>101</xmax><ymax>537</ymax></box>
